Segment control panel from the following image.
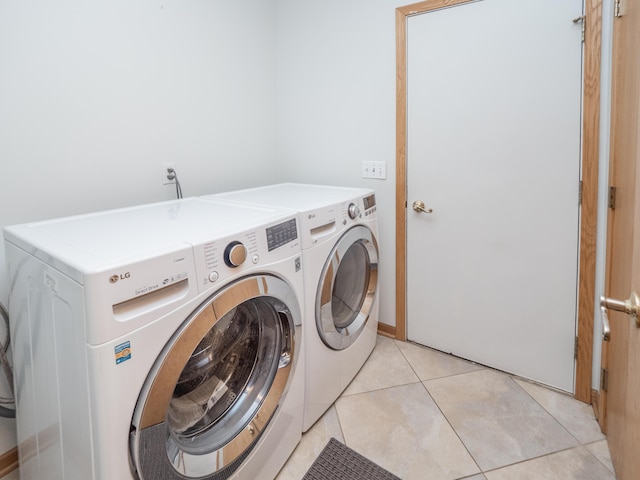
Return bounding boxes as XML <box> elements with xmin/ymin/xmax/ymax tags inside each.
<box><xmin>363</xmin><ymin>193</ymin><xmax>376</xmax><ymax>211</ymax></box>
<box><xmin>341</xmin><ymin>194</ymin><xmax>376</xmax><ymax>223</ymax></box>
<box><xmin>193</xmin><ymin>217</ymin><xmax>300</xmax><ymax>291</ymax></box>
<box><xmin>362</xmin><ymin>193</ymin><xmax>376</xmax><ymax>217</ymax></box>
<box><xmin>266</xmin><ymin>218</ymin><xmax>298</xmax><ymax>251</ymax></box>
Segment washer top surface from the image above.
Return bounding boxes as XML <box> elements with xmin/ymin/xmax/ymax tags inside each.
<box><xmin>210</xmin><ymin>183</ymin><xmax>374</xmax><ymax>213</ymax></box>
<box><xmin>4</xmin><ymin>197</ymin><xmax>295</xmax><ymax>275</ymax></box>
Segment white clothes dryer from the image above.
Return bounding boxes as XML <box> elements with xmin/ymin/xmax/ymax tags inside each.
<box><xmin>4</xmin><ymin>198</ymin><xmax>304</xmax><ymax>480</ymax></box>
<box><xmin>204</xmin><ymin>184</ymin><xmax>379</xmax><ymax>431</ymax></box>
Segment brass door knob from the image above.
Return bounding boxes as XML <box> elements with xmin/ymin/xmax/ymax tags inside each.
<box><xmin>412</xmin><ymin>200</ymin><xmax>433</xmax><ymax>214</ymax></box>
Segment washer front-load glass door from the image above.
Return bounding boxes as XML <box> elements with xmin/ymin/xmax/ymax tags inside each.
<box><xmin>316</xmin><ymin>225</ymin><xmax>378</xmax><ymax>350</ymax></box>
<box><xmin>129</xmin><ymin>275</ymin><xmax>298</xmax><ymax>480</ymax></box>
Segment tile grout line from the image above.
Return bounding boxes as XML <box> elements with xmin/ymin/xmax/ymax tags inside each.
<box><xmin>418</xmin><ymin>374</ymin><xmax>485</xmax><ymax>477</ymax></box>
<box><xmin>508</xmin><ymin>375</ymin><xmax>584</xmax><ymax>444</ymax></box>
<box><xmin>394</xmin><ymin>339</ymin><xmax>489</xmax><ymax>476</ymax></box>
<box><xmin>394</xmin><ymin>339</ymin><xmax>489</xmax><ymax>384</ymax></box>
<box><xmin>478</xmin><ymin>443</ymin><xmax>614</xmax><ymax>478</ymax></box>
<box><xmin>507</xmin><ymin>373</ymin><xmax>612</xmax><ymax>473</ymax></box>
<box><xmin>581</xmin><ymin>439</ymin><xmax>618</xmax><ymax>477</ymax></box>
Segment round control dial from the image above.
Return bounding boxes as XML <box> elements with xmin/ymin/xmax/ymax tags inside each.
<box><xmin>224</xmin><ymin>241</ymin><xmax>247</xmax><ymax>268</ymax></box>
<box><xmin>347</xmin><ymin>203</ymin><xmax>360</xmax><ymax>219</ymax></box>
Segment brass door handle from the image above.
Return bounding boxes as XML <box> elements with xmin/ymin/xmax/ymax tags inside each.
<box><xmin>600</xmin><ymin>302</ymin><xmax>611</xmax><ymax>342</ymax></box>
<box><xmin>412</xmin><ymin>200</ymin><xmax>433</xmax><ymax>214</ymax></box>
<box><xmin>600</xmin><ymin>293</ymin><xmax>640</xmax><ymax>341</ymax></box>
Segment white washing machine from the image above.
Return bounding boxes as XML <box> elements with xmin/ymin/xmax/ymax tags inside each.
<box><xmin>4</xmin><ymin>197</ymin><xmax>305</xmax><ymax>480</ymax></box>
<box><xmin>204</xmin><ymin>184</ymin><xmax>379</xmax><ymax>431</ymax></box>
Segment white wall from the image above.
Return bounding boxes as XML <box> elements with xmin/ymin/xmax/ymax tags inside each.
<box><xmin>0</xmin><ymin>0</ymin><xmax>278</xmax><ymax>457</ymax></box>
<box><xmin>275</xmin><ymin>0</ymin><xmax>401</xmax><ymax>329</ymax></box>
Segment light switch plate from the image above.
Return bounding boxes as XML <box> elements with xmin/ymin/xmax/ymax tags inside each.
<box><xmin>362</xmin><ymin>161</ymin><xmax>386</xmax><ymax>179</ymax></box>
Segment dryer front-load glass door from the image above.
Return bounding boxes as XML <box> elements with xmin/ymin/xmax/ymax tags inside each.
<box><xmin>316</xmin><ymin>225</ymin><xmax>379</xmax><ymax>350</ymax></box>
<box><xmin>129</xmin><ymin>275</ymin><xmax>299</xmax><ymax>480</ymax></box>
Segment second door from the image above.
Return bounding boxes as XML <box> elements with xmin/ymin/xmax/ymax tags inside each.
<box><xmin>406</xmin><ymin>0</ymin><xmax>583</xmax><ymax>392</ymax></box>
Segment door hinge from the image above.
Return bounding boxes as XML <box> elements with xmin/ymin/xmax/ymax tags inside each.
<box><xmin>614</xmin><ymin>0</ymin><xmax>624</xmax><ymax>18</ymax></box>
<box><xmin>608</xmin><ymin>186</ymin><xmax>617</xmax><ymax>209</ymax></box>
<box><xmin>574</xmin><ymin>336</ymin><xmax>579</xmax><ymax>359</ymax></box>
<box><xmin>578</xmin><ymin>180</ymin><xmax>583</xmax><ymax>205</ymax></box>
<box><xmin>601</xmin><ymin>368</ymin><xmax>609</xmax><ymax>392</ymax></box>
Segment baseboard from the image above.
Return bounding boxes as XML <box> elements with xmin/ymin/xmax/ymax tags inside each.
<box><xmin>0</xmin><ymin>447</ymin><xmax>18</xmax><ymax>477</ymax></box>
<box><xmin>591</xmin><ymin>388</ymin><xmax>599</xmax><ymax>419</ymax></box>
<box><xmin>377</xmin><ymin>322</ymin><xmax>396</xmax><ymax>338</ymax></box>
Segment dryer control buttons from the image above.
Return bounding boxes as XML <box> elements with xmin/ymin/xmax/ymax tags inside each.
<box><xmin>224</xmin><ymin>241</ymin><xmax>247</xmax><ymax>268</ymax></box>
<box><xmin>348</xmin><ymin>203</ymin><xmax>360</xmax><ymax>219</ymax></box>
<box><xmin>208</xmin><ymin>271</ymin><xmax>219</xmax><ymax>282</ymax></box>
<box><xmin>252</xmin><ymin>254</ymin><xmax>260</xmax><ymax>264</ymax></box>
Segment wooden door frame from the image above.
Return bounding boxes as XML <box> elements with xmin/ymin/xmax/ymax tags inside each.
<box><xmin>395</xmin><ymin>0</ymin><xmax>602</xmax><ymax>403</ymax></box>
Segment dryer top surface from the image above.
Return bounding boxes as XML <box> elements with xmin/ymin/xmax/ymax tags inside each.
<box><xmin>209</xmin><ymin>183</ymin><xmax>374</xmax><ymax>213</ymax></box>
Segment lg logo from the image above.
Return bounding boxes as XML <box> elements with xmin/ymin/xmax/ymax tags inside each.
<box><xmin>109</xmin><ymin>272</ymin><xmax>131</xmax><ymax>284</ymax></box>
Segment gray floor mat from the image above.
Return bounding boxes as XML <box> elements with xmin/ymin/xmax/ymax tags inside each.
<box><xmin>302</xmin><ymin>438</ymin><xmax>401</xmax><ymax>480</ymax></box>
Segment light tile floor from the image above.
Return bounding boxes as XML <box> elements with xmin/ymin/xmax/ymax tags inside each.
<box><xmin>277</xmin><ymin>335</ymin><xmax>617</xmax><ymax>480</ymax></box>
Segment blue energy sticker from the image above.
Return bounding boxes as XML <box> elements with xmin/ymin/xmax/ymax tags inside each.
<box><xmin>115</xmin><ymin>341</ymin><xmax>132</xmax><ymax>365</ymax></box>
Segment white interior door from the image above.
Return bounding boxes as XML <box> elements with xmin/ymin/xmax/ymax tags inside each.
<box><xmin>406</xmin><ymin>0</ymin><xmax>583</xmax><ymax>392</ymax></box>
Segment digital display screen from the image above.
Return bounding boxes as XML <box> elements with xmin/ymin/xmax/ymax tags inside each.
<box><xmin>266</xmin><ymin>218</ymin><xmax>298</xmax><ymax>251</ymax></box>
<box><xmin>363</xmin><ymin>194</ymin><xmax>376</xmax><ymax>210</ymax></box>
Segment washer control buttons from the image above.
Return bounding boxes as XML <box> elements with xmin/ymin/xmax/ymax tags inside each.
<box><xmin>252</xmin><ymin>254</ymin><xmax>260</xmax><ymax>264</ymax></box>
<box><xmin>224</xmin><ymin>241</ymin><xmax>247</xmax><ymax>268</ymax></box>
<box><xmin>348</xmin><ymin>203</ymin><xmax>360</xmax><ymax>219</ymax></box>
<box><xmin>208</xmin><ymin>271</ymin><xmax>219</xmax><ymax>282</ymax></box>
